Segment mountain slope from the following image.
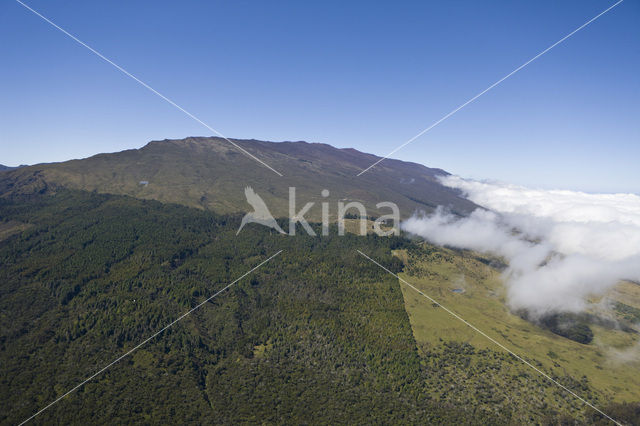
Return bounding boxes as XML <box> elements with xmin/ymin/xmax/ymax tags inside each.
<box><xmin>0</xmin><ymin>190</ymin><xmax>501</xmax><ymax>425</ymax></box>
<box><xmin>0</xmin><ymin>137</ymin><xmax>477</xmax><ymax>220</ymax></box>
<box><xmin>5</xmin><ymin>191</ymin><xmax>637</xmax><ymax>424</ymax></box>
<box><xmin>394</xmin><ymin>246</ymin><xmax>640</xmax><ymax>410</ymax></box>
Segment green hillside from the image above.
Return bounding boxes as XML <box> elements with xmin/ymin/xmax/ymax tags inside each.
<box><xmin>0</xmin><ymin>190</ymin><xmax>482</xmax><ymax>425</ymax></box>
<box><xmin>395</xmin><ymin>245</ymin><xmax>640</xmax><ymax>422</ymax></box>
<box><xmin>1</xmin><ymin>190</ymin><xmax>638</xmax><ymax>424</ymax></box>
<box><xmin>0</xmin><ymin>137</ymin><xmax>477</xmax><ymax>220</ymax></box>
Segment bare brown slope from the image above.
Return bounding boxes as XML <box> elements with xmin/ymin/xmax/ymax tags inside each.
<box><xmin>0</xmin><ymin>137</ymin><xmax>477</xmax><ymax>219</ymax></box>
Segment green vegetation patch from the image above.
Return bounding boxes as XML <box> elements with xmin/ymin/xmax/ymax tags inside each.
<box><xmin>396</xmin><ymin>244</ymin><xmax>640</xmax><ymax>423</ymax></box>
<box><xmin>0</xmin><ymin>190</ymin><xmax>487</xmax><ymax>425</ymax></box>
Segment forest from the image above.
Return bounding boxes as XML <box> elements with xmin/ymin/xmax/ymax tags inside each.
<box><xmin>0</xmin><ymin>190</ymin><xmax>637</xmax><ymax>425</ymax></box>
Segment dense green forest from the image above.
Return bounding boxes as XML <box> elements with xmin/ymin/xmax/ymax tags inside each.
<box><xmin>0</xmin><ymin>191</ymin><xmax>637</xmax><ymax>424</ymax></box>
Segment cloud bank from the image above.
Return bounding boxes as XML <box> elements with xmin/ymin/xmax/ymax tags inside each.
<box><xmin>402</xmin><ymin>176</ymin><xmax>640</xmax><ymax>315</ymax></box>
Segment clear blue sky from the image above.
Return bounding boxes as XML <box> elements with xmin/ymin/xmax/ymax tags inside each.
<box><xmin>1</xmin><ymin>0</ymin><xmax>638</xmax><ymax>193</ymax></box>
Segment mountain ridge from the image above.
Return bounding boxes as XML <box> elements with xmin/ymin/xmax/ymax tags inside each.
<box><xmin>0</xmin><ymin>137</ymin><xmax>478</xmax><ymax>220</ymax></box>
<box><xmin>0</xmin><ymin>164</ymin><xmax>24</xmax><ymax>172</ymax></box>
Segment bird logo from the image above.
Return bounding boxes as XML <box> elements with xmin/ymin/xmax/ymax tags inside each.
<box><xmin>236</xmin><ymin>186</ymin><xmax>286</xmax><ymax>235</ymax></box>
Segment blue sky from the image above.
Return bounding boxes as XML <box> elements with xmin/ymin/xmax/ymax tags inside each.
<box><xmin>1</xmin><ymin>0</ymin><xmax>638</xmax><ymax>193</ymax></box>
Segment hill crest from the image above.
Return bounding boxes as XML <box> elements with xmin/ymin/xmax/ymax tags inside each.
<box><xmin>0</xmin><ymin>137</ymin><xmax>477</xmax><ymax>219</ymax></box>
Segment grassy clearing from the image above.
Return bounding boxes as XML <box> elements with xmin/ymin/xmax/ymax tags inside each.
<box><xmin>395</xmin><ymin>245</ymin><xmax>640</xmax><ymax>404</ymax></box>
<box><xmin>0</xmin><ymin>220</ymin><xmax>32</xmax><ymax>241</ymax></box>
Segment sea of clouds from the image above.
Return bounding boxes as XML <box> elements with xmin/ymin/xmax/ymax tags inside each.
<box><xmin>402</xmin><ymin>176</ymin><xmax>640</xmax><ymax>316</ymax></box>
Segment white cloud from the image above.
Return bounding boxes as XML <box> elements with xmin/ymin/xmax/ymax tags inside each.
<box><xmin>401</xmin><ymin>177</ymin><xmax>640</xmax><ymax>316</ymax></box>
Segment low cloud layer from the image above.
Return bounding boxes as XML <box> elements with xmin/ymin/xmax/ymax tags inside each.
<box><xmin>402</xmin><ymin>176</ymin><xmax>640</xmax><ymax>316</ymax></box>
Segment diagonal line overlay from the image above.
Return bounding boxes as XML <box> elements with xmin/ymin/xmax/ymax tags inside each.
<box><xmin>19</xmin><ymin>250</ymin><xmax>283</xmax><ymax>425</ymax></box>
<box><xmin>15</xmin><ymin>0</ymin><xmax>283</xmax><ymax>177</ymax></box>
<box><xmin>357</xmin><ymin>0</ymin><xmax>624</xmax><ymax>176</ymax></box>
<box><xmin>357</xmin><ymin>249</ymin><xmax>622</xmax><ymax>426</ymax></box>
